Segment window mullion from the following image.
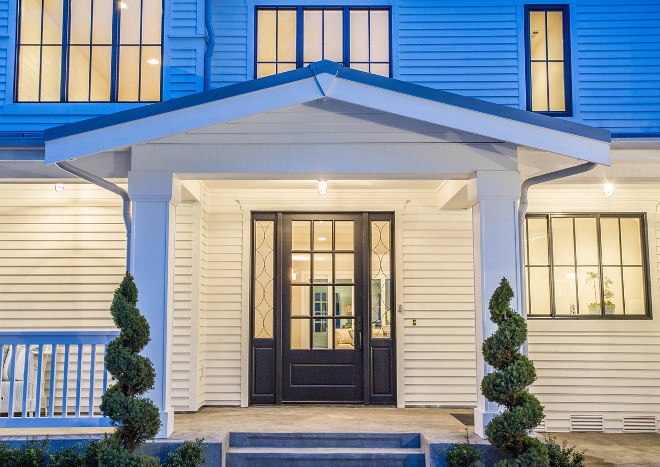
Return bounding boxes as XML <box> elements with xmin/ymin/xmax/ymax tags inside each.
<box><xmin>37</xmin><ymin>0</ymin><xmax>45</xmax><ymax>100</ymax></box>
<box><xmin>110</xmin><ymin>0</ymin><xmax>120</xmax><ymax>102</ymax></box>
<box><xmin>548</xmin><ymin>215</ymin><xmax>556</xmax><ymax>317</ymax></box>
<box><xmin>60</xmin><ymin>0</ymin><xmax>71</xmax><ymax>101</ymax></box>
<box><xmin>296</xmin><ymin>7</ymin><xmax>303</xmax><ymax>69</ymax></box>
<box><xmin>596</xmin><ymin>215</ymin><xmax>605</xmax><ymax>316</ymax></box>
<box><xmin>343</xmin><ymin>7</ymin><xmax>349</xmax><ymax>68</ymax></box>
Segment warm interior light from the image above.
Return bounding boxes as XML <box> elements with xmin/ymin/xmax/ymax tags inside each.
<box><xmin>147</xmin><ymin>58</ymin><xmax>160</xmax><ymax>65</ymax></box>
<box><xmin>120</xmin><ymin>2</ymin><xmax>128</xmax><ymax>8</ymax></box>
<box><xmin>604</xmin><ymin>183</ymin><xmax>614</xmax><ymax>197</ymax></box>
<box><xmin>291</xmin><ymin>268</ymin><xmax>297</xmax><ymax>281</ymax></box>
<box><xmin>55</xmin><ymin>183</ymin><xmax>64</xmax><ymax>192</ymax></box>
<box><xmin>318</xmin><ymin>180</ymin><xmax>327</xmax><ymax>195</ymax></box>
<box><xmin>318</xmin><ymin>237</ymin><xmax>326</xmax><ymax>241</ymax></box>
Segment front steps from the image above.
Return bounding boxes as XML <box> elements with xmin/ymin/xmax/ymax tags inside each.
<box><xmin>225</xmin><ymin>432</ymin><xmax>425</xmax><ymax>466</ymax></box>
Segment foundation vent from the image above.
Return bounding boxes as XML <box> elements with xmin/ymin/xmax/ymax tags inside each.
<box><xmin>623</xmin><ymin>417</ymin><xmax>657</xmax><ymax>433</ymax></box>
<box><xmin>569</xmin><ymin>415</ymin><xmax>603</xmax><ymax>432</ymax></box>
<box><xmin>535</xmin><ymin>419</ymin><xmax>546</xmax><ymax>433</ymax></box>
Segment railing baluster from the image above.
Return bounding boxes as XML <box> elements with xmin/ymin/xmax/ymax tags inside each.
<box><xmin>102</xmin><ymin>345</ymin><xmax>108</xmax><ymax>395</ymax></box>
<box><xmin>48</xmin><ymin>344</ymin><xmax>57</xmax><ymax>418</ymax></box>
<box><xmin>62</xmin><ymin>344</ymin><xmax>70</xmax><ymax>418</ymax></box>
<box><xmin>35</xmin><ymin>345</ymin><xmax>44</xmax><ymax>418</ymax></box>
<box><xmin>21</xmin><ymin>344</ymin><xmax>30</xmax><ymax>418</ymax></box>
<box><xmin>7</xmin><ymin>345</ymin><xmax>16</xmax><ymax>418</ymax></box>
<box><xmin>75</xmin><ymin>344</ymin><xmax>83</xmax><ymax>417</ymax></box>
<box><xmin>89</xmin><ymin>344</ymin><xmax>96</xmax><ymax>417</ymax></box>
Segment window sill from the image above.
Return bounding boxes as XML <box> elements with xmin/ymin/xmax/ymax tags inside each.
<box><xmin>527</xmin><ymin>314</ymin><xmax>652</xmax><ymax>320</ymax></box>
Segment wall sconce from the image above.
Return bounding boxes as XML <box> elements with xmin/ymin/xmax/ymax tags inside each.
<box><xmin>604</xmin><ymin>183</ymin><xmax>613</xmax><ymax>197</ymax></box>
<box><xmin>55</xmin><ymin>183</ymin><xmax>64</xmax><ymax>192</ymax></box>
<box><xmin>318</xmin><ymin>180</ymin><xmax>327</xmax><ymax>195</ymax></box>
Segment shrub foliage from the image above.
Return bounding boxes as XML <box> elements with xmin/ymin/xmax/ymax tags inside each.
<box><xmin>481</xmin><ymin>278</ymin><xmax>547</xmax><ymax>466</ymax></box>
<box><xmin>443</xmin><ymin>429</ymin><xmax>482</xmax><ymax>467</ymax></box>
<box><xmin>99</xmin><ymin>272</ymin><xmax>161</xmax><ymax>463</ymax></box>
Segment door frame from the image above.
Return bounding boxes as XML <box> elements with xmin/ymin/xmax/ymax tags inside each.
<box><xmin>248</xmin><ymin>211</ymin><xmax>396</xmax><ymax>405</ymax></box>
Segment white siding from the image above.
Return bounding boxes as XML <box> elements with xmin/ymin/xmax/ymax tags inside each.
<box><xmin>527</xmin><ymin>184</ymin><xmax>660</xmax><ymax>432</ymax></box>
<box><xmin>0</xmin><ymin>183</ymin><xmax>125</xmax><ymax>331</ymax></box>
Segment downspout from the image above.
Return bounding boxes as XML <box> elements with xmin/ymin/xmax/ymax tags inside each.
<box><xmin>518</xmin><ymin>162</ymin><xmax>596</xmax><ymax>340</ymax></box>
<box><xmin>56</xmin><ymin>161</ymin><xmax>132</xmax><ymax>272</ymax></box>
<box><xmin>203</xmin><ymin>0</ymin><xmax>215</xmax><ymax>91</ymax></box>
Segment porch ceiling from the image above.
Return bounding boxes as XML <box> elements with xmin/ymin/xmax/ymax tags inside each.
<box><xmin>43</xmin><ymin>60</ymin><xmax>611</xmax><ymax>166</ymax></box>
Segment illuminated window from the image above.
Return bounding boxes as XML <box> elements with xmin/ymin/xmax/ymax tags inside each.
<box><xmin>525</xmin><ymin>5</ymin><xmax>571</xmax><ymax>115</ymax></box>
<box><xmin>256</xmin><ymin>7</ymin><xmax>390</xmax><ymax>79</ymax></box>
<box><xmin>15</xmin><ymin>0</ymin><xmax>162</xmax><ymax>102</ymax></box>
<box><xmin>525</xmin><ymin>214</ymin><xmax>650</xmax><ymax>318</ymax></box>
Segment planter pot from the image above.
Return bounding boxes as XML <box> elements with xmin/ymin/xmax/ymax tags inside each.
<box><xmin>588</xmin><ymin>304</ymin><xmax>616</xmax><ymax>314</ymax></box>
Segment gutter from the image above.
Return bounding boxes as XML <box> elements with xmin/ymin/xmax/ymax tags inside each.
<box><xmin>518</xmin><ymin>162</ymin><xmax>596</xmax><ymax>341</ymax></box>
<box><xmin>203</xmin><ymin>0</ymin><xmax>215</xmax><ymax>91</ymax></box>
<box><xmin>55</xmin><ymin>161</ymin><xmax>132</xmax><ymax>272</ymax></box>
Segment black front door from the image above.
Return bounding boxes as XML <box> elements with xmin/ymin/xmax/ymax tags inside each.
<box><xmin>250</xmin><ymin>212</ymin><xmax>395</xmax><ymax>404</ymax></box>
<box><xmin>282</xmin><ymin>213</ymin><xmax>364</xmax><ymax>402</ymax></box>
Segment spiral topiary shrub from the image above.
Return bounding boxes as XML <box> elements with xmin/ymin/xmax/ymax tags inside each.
<box><xmin>481</xmin><ymin>278</ymin><xmax>547</xmax><ymax>466</ymax></box>
<box><xmin>99</xmin><ymin>273</ymin><xmax>161</xmax><ymax>464</ymax></box>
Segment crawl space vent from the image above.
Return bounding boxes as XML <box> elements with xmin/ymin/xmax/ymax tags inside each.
<box><xmin>623</xmin><ymin>417</ymin><xmax>656</xmax><ymax>433</ymax></box>
<box><xmin>535</xmin><ymin>419</ymin><xmax>546</xmax><ymax>432</ymax></box>
<box><xmin>569</xmin><ymin>415</ymin><xmax>603</xmax><ymax>432</ymax></box>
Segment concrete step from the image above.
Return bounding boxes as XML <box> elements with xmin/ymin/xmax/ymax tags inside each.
<box><xmin>228</xmin><ymin>432</ymin><xmax>421</xmax><ymax>449</ymax></box>
<box><xmin>225</xmin><ymin>446</ymin><xmax>425</xmax><ymax>467</ymax></box>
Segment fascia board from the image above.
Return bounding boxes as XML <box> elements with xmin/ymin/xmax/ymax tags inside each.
<box><xmin>45</xmin><ymin>77</ymin><xmax>324</xmax><ymax>164</ymax></box>
<box><xmin>326</xmin><ymin>76</ymin><xmax>611</xmax><ymax>166</ymax></box>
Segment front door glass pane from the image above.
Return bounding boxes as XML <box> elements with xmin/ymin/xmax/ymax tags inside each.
<box><xmin>253</xmin><ymin>220</ymin><xmax>274</xmax><ymax>338</ymax></box>
<box><xmin>335</xmin><ymin>253</ymin><xmax>354</xmax><ymax>283</ymax></box>
<box><xmin>335</xmin><ymin>286</ymin><xmax>354</xmax><ymax>316</ymax></box>
<box><xmin>291</xmin><ymin>286</ymin><xmax>310</xmax><ymax>316</ymax></box>
<box><xmin>371</xmin><ymin>220</ymin><xmax>391</xmax><ymax>338</ymax></box>
<box><xmin>313</xmin><ymin>253</ymin><xmax>332</xmax><ymax>282</ymax></box>
<box><xmin>314</xmin><ymin>221</ymin><xmax>332</xmax><ymax>250</ymax></box>
<box><xmin>313</xmin><ymin>286</ymin><xmax>331</xmax><ymax>316</ymax></box>
<box><xmin>291</xmin><ymin>319</ymin><xmax>310</xmax><ymax>349</ymax></box>
<box><xmin>313</xmin><ymin>319</ymin><xmax>330</xmax><ymax>348</ymax></box>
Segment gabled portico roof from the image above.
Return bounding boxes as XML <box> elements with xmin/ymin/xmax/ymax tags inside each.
<box><xmin>44</xmin><ymin>60</ymin><xmax>610</xmax><ymax>165</ymax></box>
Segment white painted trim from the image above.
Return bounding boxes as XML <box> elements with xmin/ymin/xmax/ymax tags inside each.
<box><xmin>240</xmin><ymin>207</ymin><xmax>250</xmax><ymax>408</ymax></box>
<box><xmin>394</xmin><ymin>205</ymin><xmax>405</xmax><ymax>408</ymax></box>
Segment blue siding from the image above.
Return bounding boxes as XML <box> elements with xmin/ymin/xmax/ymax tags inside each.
<box><xmin>0</xmin><ymin>0</ymin><xmax>657</xmax><ymax>134</ymax></box>
<box><xmin>210</xmin><ymin>0</ymin><xmax>248</xmax><ymax>88</ymax></box>
<box><xmin>575</xmin><ymin>0</ymin><xmax>660</xmax><ymax>133</ymax></box>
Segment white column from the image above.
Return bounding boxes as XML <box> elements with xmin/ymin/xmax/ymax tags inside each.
<box><xmin>468</xmin><ymin>170</ymin><xmax>521</xmax><ymax>439</ymax></box>
<box><xmin>128</xmin><ymin>171</ymin><xmax>181</xmax><ymax>438</ymax></box>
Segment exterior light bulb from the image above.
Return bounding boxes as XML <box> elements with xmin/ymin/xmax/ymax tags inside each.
<box><xmin>318</xmin><ymin>180</ymin><xmax>327</xmax><ymax>195</ymax></box>
<box><xmin>120</xmin><ymin>2</ymin><xmax>128</xmax><ymax>8</ymax></box>
<box><xmin>55</xmin><ymin>183</ymin><xmax>64</xmax><ymax>192</ymax></box>
<box><xmin>604</xmin><ymin>183</ymin><xmax>613</xmax><ymax>197</ymax></box>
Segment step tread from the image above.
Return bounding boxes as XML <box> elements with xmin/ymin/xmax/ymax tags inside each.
<box><xmin>227</xmin><ymin>447</ymin><xmax>424</xmax><ymax>454</ymax></box>
<box><xmin>228</xmin><ymin>432</ymin><xmax>421</xmax><ymax>448</ymax></box>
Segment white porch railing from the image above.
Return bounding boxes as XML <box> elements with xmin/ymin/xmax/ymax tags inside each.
<box><xmin>0</xmin><ymin>331</ymin><xmax>119</xmax><ymax>428</ymax></box>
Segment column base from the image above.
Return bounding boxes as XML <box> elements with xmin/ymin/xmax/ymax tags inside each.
<box><xmin>155</xmin><ymin>408</ymin><xmax>174</xmax><ymax>439</ymax></box>
<box><xmin>474</xmin><ymin>407</ymin><xmax>499</xmax><ymax>439</ymax></box>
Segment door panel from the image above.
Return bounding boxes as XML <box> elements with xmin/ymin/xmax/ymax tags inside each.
<box><xmin>282</xmin><ymin>213</ymin><xmax>364</xmax><ymax>402</ymax></box>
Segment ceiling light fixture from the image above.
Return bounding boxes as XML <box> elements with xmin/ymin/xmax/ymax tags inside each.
<box><xmin>120</xmin><ymin>2</ymin><xmax>128</xmax><ymax>8</ymax></box>
<box><xmin>147</xmin><ymin>58</ymin><xmax>160</xmax><ymax>65</ymax></box>
<box><xmin>604</xmin><ymin>183</ymin><xmax>613</xmax><ymax>197</ymax></box>
<box><xmin>318</xmin><ymin>180</ymin><xmax>327</xmax><ymax>195</ymax></box>
<box><xmin>55</xmin><ymin>183</ymin><xmax>64</xmax><ymax>192</ymax></box>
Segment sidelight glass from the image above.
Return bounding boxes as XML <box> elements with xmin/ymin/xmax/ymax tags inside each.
<box><xmin>371</xmin><ymin>220</ymin><xmax>391</xmax><ymax>338</ymax></box>
<box><xmin>253</xmin><ymin>220</ymin><xmax>275</xmax><ymax>338</ymax></box>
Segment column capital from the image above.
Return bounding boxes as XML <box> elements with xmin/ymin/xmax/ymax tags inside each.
<box><xmin>128</xmin><ymin>171</ymin><xmax>181</xmax><ymax>205</ymax></box>
<box><xmin>467</xmin><ymin>170</ymin><xmax>521</xmax><ymax>206</ymax></box>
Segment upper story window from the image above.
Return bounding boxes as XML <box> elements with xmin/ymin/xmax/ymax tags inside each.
<box><xmin>256</xmin><ymin>7</ymin><xmax>390</xmax><ymax>79</ymax></box>
<box><xmin>525</xmin><ymin>5</ymin><xmax>571</xmax><ymax>115</ymax></box>
<box><xmin>15</xmin><ymin>0</ymin><xmax>162</xmax><ymax>102</ymax></box>
<box><xmin>525</xmin><ymin>214</ymin><xmax>650</xmax><ymax>319</ymax></box>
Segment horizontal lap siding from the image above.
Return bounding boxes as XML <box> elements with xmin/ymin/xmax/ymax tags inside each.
<box><xmin>576</xmin><ymin>1</ymin><xmax>660</xmax><ymax>133</ymax></box>
<box><xmin>210</xmin><ymin>0</ymin><xmax>248</xmax><ymax>88</ymax></box>
<box><xmin>526</xmin><ymin>185</ymin><xmax>660</xmax><ymax>431</ymax></box>
<box><xmin>403</xmin><ymin>203</ymin><xmax>476</xmax><ymax>406</ymax></box>
<box><xmin>204</xmin><ymin>197</ymin><xmax>243</xmax><ymax>405</ymax></box>
<box><xmin>0</xmin><ymin>184</ymin><xmax>124</xmax><ymax>331</ymax></box>
<box><xmin>172</xmin><ymin>203</ymin><xmax>195</xmax><ymax>411</ymax></box>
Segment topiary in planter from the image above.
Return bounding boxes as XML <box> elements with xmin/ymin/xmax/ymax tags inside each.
<box><xmin>99</xmin><ymin>273</ymin><xmax>161</xmax><ymax>464</ymax></box>
<box><xmin>481</xmin><ymin>278</ymin><xmax>547</xmax><ymax>466</ymax></box>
